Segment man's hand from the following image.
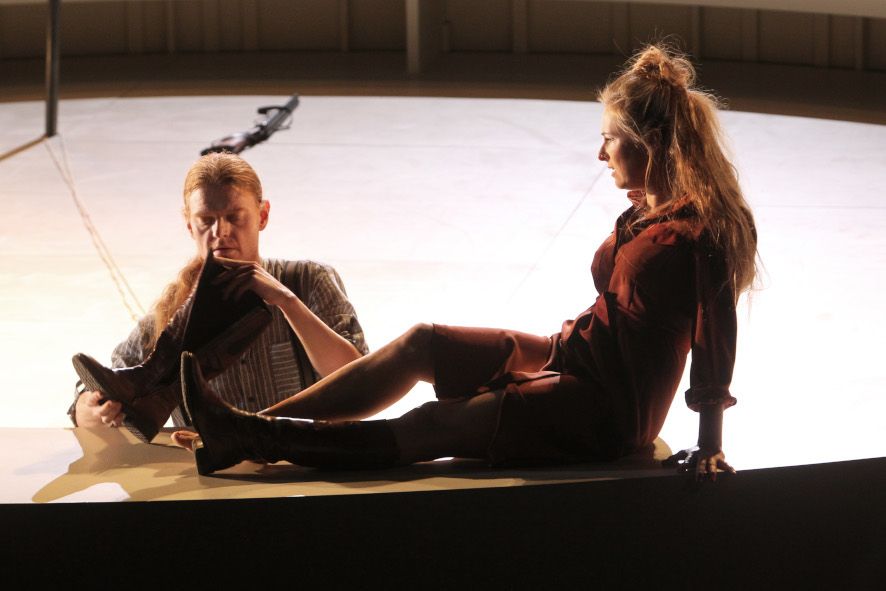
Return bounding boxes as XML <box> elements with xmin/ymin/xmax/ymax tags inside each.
<box><xmin>171</xmin><ymin>430</ymin><xmax>200</xmax><ymax>452</ymax></box>
<box><xmin>74</xmin><ymin>390</ymin><xmax>126</xmax><ymax>428</ymax></box>
<box><xmin>213</xmin><ymin>256</ymin><xmax>362</xmax><ymax>378</ymax></box>
<box><xmin>213</xmin><ymin>257</ymin><xmax>295</xmax><ymax>308</ymax></box>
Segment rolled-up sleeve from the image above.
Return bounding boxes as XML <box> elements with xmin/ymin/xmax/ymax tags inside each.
<box><xmin>305</xmin><ymin>263</ymin><xmax>369</xmax><ymax>355</ymax></box>
<box><xmin>110</xmin><ymin>315</ymin><xmax>155</xmax><ymax>368</ymax></box>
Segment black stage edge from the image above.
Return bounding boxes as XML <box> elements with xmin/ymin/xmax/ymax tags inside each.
<box><xmin>4</xmin><ymin>457</ymin><xmax>885</xmax><ymax>589</ymax></box>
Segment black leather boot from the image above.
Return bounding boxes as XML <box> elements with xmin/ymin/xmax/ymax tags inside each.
<box><xmin>180</xmin><ymin>351</ymin><xmax>401</xmax><ymax>476</ymax></box>
<box><xmin>72</xmin><ymin>251</ymin><xmax>271</xmax><ymax>443</ymax></box>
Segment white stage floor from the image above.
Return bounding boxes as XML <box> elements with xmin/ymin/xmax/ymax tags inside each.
<box><xmin>1</xmin><ymin>93</ymin><xmax>884</xmax><ymax>477</ymax></box>
<box><xmin>0</xmin><ymin>427</ymin><xmax>674</xmax><ymax>504</ymax></box>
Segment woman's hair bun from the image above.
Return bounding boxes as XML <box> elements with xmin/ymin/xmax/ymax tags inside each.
<box><xmin>630</xmin><ymin>44</ymin><xmax>694</xmax><ymax>89</ymax></box>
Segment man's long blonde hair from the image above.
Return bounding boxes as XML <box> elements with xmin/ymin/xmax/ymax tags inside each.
<box><xmin>148</xmin><ymin>153</ymin><xmax>263</xmax><ymax>349</ymax></box>
<box><xmin>599</xmin><ymin>43</ymin><xmax>757</xmax><ymax>296</ymax></box>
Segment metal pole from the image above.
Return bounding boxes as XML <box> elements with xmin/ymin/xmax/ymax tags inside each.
<box><xmin>45</xmin><ymin>0</ymin><xmax>61</xmax><ymax>137</ymax></box>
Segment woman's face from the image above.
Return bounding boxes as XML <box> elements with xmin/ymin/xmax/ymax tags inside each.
<box><xmin>599</xmin><ymin>110</ymin><xmax>648</xmax><ymax>191</ymax></box>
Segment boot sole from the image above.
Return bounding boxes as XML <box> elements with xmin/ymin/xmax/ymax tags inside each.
<box><xmin>71</xmin><ymin>353</ymin><xmax>124</xmax><ymax>403</ymax></box>
<box><xmin>71</xmin><ymin>354</ymin><xmax>157</xmax><ymax>443</ymax></box>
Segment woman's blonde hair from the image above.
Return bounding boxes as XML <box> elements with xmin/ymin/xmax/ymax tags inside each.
<box><xmin>599</xmin><ymin>43</ymin><xmax>757</xmax><ymax>296</ymax></box>
<box><xmin>148</xmin><ymin>153</ymin><xmax>263</xmax><ymax>349</ymax></box>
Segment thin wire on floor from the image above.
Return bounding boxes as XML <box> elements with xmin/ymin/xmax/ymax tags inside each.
<box><xmin>44</xmin><ymin>135</ymin><xmax>146</xmax><ymax>322</ymax></box>
<box><xmin>505</xmin><ymin>165</ymin><xmax>607</xmax><ymax>305</ymax></box>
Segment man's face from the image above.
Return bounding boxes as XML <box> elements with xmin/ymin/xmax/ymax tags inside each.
<box><xmin>185</xmin><ymin>184</ymin><xmax>269</xmax><ymax>262</ymax></box>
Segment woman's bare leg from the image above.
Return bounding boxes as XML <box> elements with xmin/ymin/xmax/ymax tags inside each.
<box><xmin>261</xmin><ymin>323</ymin><xmax>435</xmax><ymax>421</ymax></box>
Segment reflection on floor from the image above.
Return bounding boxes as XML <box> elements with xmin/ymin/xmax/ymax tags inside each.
<box><xmin>1</xmin><ymin>91</ymin><xmax>884</xmax><ymax>476</ymax></box>
<box><xmin>1</xmin><ymin>427</ymin><xmax>673</xmax><ymax>504</ymax></box>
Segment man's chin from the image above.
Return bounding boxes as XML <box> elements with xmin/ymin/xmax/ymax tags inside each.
<box><xmin>211</xmin><ymin>248</ymin><xmax>239</xmax><ymax>259</ymax></box>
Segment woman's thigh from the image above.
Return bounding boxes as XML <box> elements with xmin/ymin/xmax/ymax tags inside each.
<box><xmin>431</xmin><ymin>324</ymin><xmax>553</xmax><ymax>398</ymax></box>
<box><xmin>390</xmin><ymin>373</ymin><xmax>606</xmax><ymax>466</ymax></box>
<box><xmin>488</xmin><ymin>374</ymin><xmax>607</xmax><ymax>465</ymax></box>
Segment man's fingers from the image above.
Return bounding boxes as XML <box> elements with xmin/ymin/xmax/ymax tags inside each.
<box><xmin>219</xmin><ymin>267</ymin><xmax>257</xmax><ymax>300</ymax></box>
<box><xmin>98</xmin><ymin>400</ymin><xmax>125</xmax><ymax>427</ymax></box>
<box><xmin>105</xmin><ymin>408</ymin><xmax>126</xmax><ymax>428</ymax></box>
<box><xmin>171</xmin><ymin>431</ymin><xmax>199</xmax><ymax>452</ymax></box>
<box><xmin>98</xmin><ymin>400</ymin><xmax>122</xmax><ymax>417</ymax></box>
<box><xmin>84</xmin><ymin>390</ymin><xmax>104</xmax><ymax>406</ymax></box>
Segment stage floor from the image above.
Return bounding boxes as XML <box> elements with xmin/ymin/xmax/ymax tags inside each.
<box><xmin>0</xmin><ymin>427</ymin><xmax>675</xmax><ymax>504</ymax></box>
<box><xmin>1</xmin><ymin>91</ymin><xmax>885</xmax><ymax>486</ymax></box>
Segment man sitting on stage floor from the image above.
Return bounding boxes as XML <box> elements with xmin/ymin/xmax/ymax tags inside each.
<box><xmin>69</xmin><ymin>152</ymin><xmax>368</xmax><ymax>439</ymax></box>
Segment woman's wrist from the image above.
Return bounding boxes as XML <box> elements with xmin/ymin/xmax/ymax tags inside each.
<box><xmin>697</xmin><ymin>404</ymin><xmax>724</xmax><ymax>451</ymax></box>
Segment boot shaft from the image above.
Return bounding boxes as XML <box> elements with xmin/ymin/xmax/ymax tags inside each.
<box><xmin>258</xmin><ymin>418</ymin><xmax>400</xmax><ymax>469</ymax></box>
<box><xmin>181</xmin><ymin>351</ymin><xmax>400</xmax><ymax>474</ymax></box>
<box><xmin>72</xmin><ymin>251</ymin><xmax>271</xmax><ymax>442</ymax></box>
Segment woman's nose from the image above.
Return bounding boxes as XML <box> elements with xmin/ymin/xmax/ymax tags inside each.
<box><xmin>598</xmin><ymin>146</ymin><xmax>608</xmax><ymax>161</ymax></box>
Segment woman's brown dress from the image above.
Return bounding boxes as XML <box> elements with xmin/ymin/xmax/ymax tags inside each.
<box><xmin>430</xmin><ymin>202</ymin><xmax>738</xmax><ymax>465</ymax></box>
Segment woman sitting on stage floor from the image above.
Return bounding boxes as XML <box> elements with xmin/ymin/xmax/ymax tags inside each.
<box><xmin>175</xmin><ymin>43</ymin><xmax>757</xmax><ymax>480</ymax></box>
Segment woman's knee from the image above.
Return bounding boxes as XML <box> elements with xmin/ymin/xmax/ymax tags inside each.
<box><xmin>403</xmin><ymin>322</ymin><xmax>434</xmax><ymax>346</ymax></box>
<box><xmin>395</xmin><ymin>323</ymin><xmax>434</xmax><ymax>373</ymax></box>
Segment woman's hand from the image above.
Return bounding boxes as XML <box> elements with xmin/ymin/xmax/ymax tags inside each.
<box><xmin>663</xmin><ymin>446</ymin><xmax>736</xmax><ymax>481</ymax></box>
<box><xmin>694</xmin><ymin>448</ymin><xmax>735</xmax><ymax>481</ymax></box>
<box><xmin>212</xmin><ymin>257</ymin><xmax>296</xmax><ymax>308</ymax></box>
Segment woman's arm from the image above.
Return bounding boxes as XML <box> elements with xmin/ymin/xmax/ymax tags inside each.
<box><xmin>679</xmin><ymin>241</ymin><xmax>739</xmax><ymax>480</ymax></box>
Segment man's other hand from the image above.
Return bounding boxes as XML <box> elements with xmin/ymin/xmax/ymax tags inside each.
<box><xmin>75</xmin><ymin>390</ymin><xmax>126</xmax><ymax>428</ymax></box>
